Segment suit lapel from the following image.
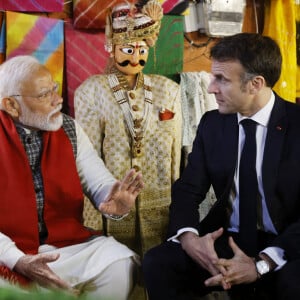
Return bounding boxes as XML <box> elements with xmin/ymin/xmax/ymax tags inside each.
<box><xmin>200</xmin><ymin>113</ymin><xmax>238</xmax><ymax>232</ymax></box>
<box><xmin>262</xmin><ymin>96</ymin><xmax>287</xmax><ymax>213</ymax></box>
<box><xmin>216</xmin><ymin>114</ymin><xmax>239</xmax><ymax>206</ymax></box>
<box><xmin>223</xmin><ymin>114</ymin><xmax>239</xmax><ymax>191</ymax></box>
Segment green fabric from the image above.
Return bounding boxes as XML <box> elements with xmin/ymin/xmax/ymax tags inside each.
<box><xmin>0</xmin><ymin>286</ymin><xmax>114</xmax><ymax>300</ymax></box>
<box><xmin>144</xmin><ymin>15</ymin><xmax>184</xmax><ymax>83</ymax></box>
<box><xmin>0</xmin><ymin>287</ymin><xmax>79</xmax><ymax>300</ymax></box>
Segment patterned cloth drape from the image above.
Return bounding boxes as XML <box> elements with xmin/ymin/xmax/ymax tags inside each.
<box><xmin>180</xmin><ymin>71</ymin><xmax>217</xmax><ymax>148</ymax></box>
<box><xmin>0</xmin><ymin>13</ymin><xmax>5</xmax><ymax>64</ymax></box>
<box><xmin>64</xmin><ymin>22</ymin><xmax>109</xmax><ymax>116</ymax></box>
<box><xmin>73</xmin><ymin>0</ymin><xmax>125</xmax><ymax>29</ymax></box>
<box><xmin>0</xmin><ymin>0</ymin><xmax>63</xmax><ymax>12</ymax></box>
<box><xmin>72</xmin><ymin>0</ymin><xmax>188</xmax><ymax>30</ymax></box>
<box><xmin>159</xmin><ymin>0</ymin><xmax>189</xmax><ymax>14</ymax></box>
<box><xmin>6</xmin><ymin>11</ymin><xmax>64</xmax><ymax>95</ymax></box>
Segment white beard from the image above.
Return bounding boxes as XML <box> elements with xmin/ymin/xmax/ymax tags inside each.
<box><xmin>18</xmin><ymin>102</ymin><xmax>63</xmax><ymax>131</ymax></box>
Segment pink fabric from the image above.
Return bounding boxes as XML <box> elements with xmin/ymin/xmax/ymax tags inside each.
<box><xmin>0</xmin><ymin>0</ymin><xmax>63</xmax><ymax>12</ymax></box>
<box><xmin>65</xmin><ymin>22</ymin><xmax>109</xmax><ymax>116</ymax></box>
<box><xmin>73</xmin><ymin>0</ymin><xmax>125</xmax><ymax>29</ymax></box>
<box><xmin>162</xmin><ymin>0</ymin><xmax>184</xmax><ymax>13</ymax></box>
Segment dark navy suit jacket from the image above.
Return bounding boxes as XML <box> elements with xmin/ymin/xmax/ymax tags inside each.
<box><xmin>169</xmin><ymin>94</ymin><xmax>300</xmax><ymax>260</ymax></box>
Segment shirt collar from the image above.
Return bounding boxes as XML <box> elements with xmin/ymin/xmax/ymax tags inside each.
<box><xmin>237</xmin><ymin>92</ymin><xmax>275</xmax><ymax>127</ymax></box>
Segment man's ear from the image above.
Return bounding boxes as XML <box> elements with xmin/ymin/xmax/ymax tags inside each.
<box><xmin>250</xmin><ymin>76</ymin><xmax>265</xmax><ymax>94</ymax></box>
<box><xmin>1</xmin><ymin>97</ymin><xmax>21</xmax><ymax>118</ymax></box>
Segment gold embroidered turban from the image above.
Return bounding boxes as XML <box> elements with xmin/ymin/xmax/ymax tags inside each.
<box><xmin>105</xmin><ymin>0</ymin><xmax>163</xmax><ymax>53</ymax></box>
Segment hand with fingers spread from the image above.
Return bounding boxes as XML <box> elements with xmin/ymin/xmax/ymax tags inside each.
<box><xmin>99</xmin><ymin>168</ymin><xmax>144</xmax><ymax>216</ymax></box>
<box><xmin>179</xmin><ymin>228</ymin><xmax>226</xmax><ymax>277</ymax></box>
<box><xmin>205</xmin><ymin>236</ymin><xmax>257</xmax><ymax>289</ymax></box>
<box><xmin>14</xmin><ymin>253</ymin><xmax>79</xmax><ymax>295</ymax></box>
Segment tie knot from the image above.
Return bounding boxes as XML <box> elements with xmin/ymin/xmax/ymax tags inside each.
<box><xmin>240</xmin><ymin>119</ymin><xmax>257</xmax><ymax>136</ymax></box>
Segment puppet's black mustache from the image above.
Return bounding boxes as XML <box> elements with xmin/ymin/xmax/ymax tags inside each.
<box><xmin>117</xmin><ymin>60</ymin><xmax>146</xmax><ymax>67</ymax></box>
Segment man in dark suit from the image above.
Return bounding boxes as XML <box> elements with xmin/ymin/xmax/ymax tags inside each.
<box><xmin>142</xmin><ymin>33</ymin><xmax>300</xmax><ymax>300</ymax></box>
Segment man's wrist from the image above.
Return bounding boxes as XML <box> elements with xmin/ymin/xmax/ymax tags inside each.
<box><xmin>258</xmin><ymin>253</ymin><xmax>277</xmax><ymax>271</ymax></box>
<box><xmin>255</xmin><ymin>253</ymin><xmax>277</xmax><ymax>279</ymax></box>
<box><xmin>178</xmin><ymin>231</ymin><xmax>198</xmax><ymax>243</ymax></box>
<box><xmin>178</xmin><ymin>231</ymin><xmax>198</xmax><ymax>250</ymax></box>
<box><xmin>255</xmin><ymin>258</ymin><xmax>270</xmax><ymax>279</ymax></box>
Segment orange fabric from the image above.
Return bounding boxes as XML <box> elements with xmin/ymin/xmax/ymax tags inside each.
<box><xmin>0</xmin><ymin>266</ymin><xmax>30</xmax><ymax>286</ymax></box>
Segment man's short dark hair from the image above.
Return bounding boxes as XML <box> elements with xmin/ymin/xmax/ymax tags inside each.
<box><xmin>210</xmin><ymin>33</ymin><xmax>282</xmax><ymax>88</ymax></box>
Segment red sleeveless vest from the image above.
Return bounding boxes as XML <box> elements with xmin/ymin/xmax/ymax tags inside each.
<box><xmin>0</xmin><ymin>111</ymin><xmax>96</xmax><ymax>256</ymax></box>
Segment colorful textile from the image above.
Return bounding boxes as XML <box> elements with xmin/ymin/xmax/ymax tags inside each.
<box><xmin>0</xmin><ymin>0</ymin><xmax>63</xmax><ymax>12</ymax></box>
<box><xmin>0</xmin><ymin>266</ymin><xmax>30</xmax><ymax>286</ymax></box>
<box><xmin>6</xmin><ymin>12</ymin><xmax>64</xmax><ymax>96</ymax></box>
<box><xmin>73</xmin><ymin>0</ymin><xmax>124</xmax><ymax>29</ymax></box>
<box><xmin>263</xmin><ymin>0</ymin><xmax>297</xmax><ymax>102</ymax></box>
<box><xmin>160</xmin><ymin>0</ymin><xmax>189</xmax><ymax>15</ymax></box>
<box><xmin>0</xmin><ymin>14</ymin><xmax>5</xmax><ymax>64</ymax></box>
<box><xmin>144</xmin><ymin>15</ymin><xmax>184</xmax><ymax>81</ymax></box>
<box><xmin>72</xmin><ymin>0</ymin><xmax>187</xmax><ymax>30</ymax></box>
<box><xmin>64</xmin><ymin>22</ymin><xmax>109</xmax><ymax>116</ymax></box>
<box><xmin>296</xmin><ymin>3</ymin><xmax>300</xmax><ymax>99</ymax></box>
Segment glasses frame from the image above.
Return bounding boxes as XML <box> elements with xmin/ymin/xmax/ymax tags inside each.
<box><xmin>9</xmin><ymin>82</ymin><xmax>60</xmax><ymax>102</ymax></box>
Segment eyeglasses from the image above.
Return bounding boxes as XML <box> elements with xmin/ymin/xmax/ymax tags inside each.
<box><xmin>10</xmin><ymin>82</ymin><xmax>60</xmax><ymax>102</ymax></box>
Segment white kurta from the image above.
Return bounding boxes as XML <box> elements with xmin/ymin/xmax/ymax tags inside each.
<box><xmin>39</xmin><ymin>236</ymin><xmax>138</xmax><ymax>286</ymax></box>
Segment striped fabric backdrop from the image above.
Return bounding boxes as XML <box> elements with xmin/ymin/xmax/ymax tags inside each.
<box><xmin>65</xmin><ymin>22</ymin><xmax>109</xmax><ymax>116</ymax></box>
<box><xmin>0</xmin><ymin>0</ymin><xmax>63</xmax><ymax>12</ymax></box>
<box><xmin>72</xmin><ymin>0</ymin><xmax>187</xmax><ymax>29</ymax></box>
<box><xmin>0</xmin><ymin>13</ymin><xmax>5</xmax><ymax>64</ymax></box>
<box><xmin>6</xmin><ymin>11</ymin><xmax>64</xmax><ymax>95</ymax></box>
<box><xmin>73</xmin><ymin>0</ymin><xmax>125</xmax><ymax>29</ymax></box>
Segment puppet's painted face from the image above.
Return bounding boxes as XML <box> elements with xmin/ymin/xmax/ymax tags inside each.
<box><xmin>113</xmin><ymin>41</ymin><xmax>149</xmax><ymax>75</ymax></box>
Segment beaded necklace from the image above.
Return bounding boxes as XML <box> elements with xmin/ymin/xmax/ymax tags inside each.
<box><xmin>108</xmin><ymin>70</ymin><xmax>153</xmax><ymax>157</ymax></box>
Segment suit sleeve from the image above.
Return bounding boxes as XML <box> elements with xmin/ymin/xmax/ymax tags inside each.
<box><xmin>168</xmin><ymin>113</ymin><xmax>211</xmax><ymax>237</ymax></box>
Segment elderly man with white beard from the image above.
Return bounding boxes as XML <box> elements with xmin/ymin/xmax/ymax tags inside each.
<box><xmin>0</xmin><ymin>55</ymin><xmax>144</xmax><ymax>300</ymax></box>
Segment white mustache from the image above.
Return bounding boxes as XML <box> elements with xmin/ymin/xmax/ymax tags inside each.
<box><xmin>47</xmin><ymin>104</ymin><xmax>62</xmax><ymax>119</ymax></box>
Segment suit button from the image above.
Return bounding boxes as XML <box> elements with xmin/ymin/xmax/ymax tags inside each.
<box><xmin>133</xmin><ymin>118</ymin><xmax>142</xmax><ymax>128</ymax></box>
<box><xmin>133</xmin><ymin>165</ymin><xmax>140</xmax><ymax>172</ymax></box>
<box><xmin>132</xmin><ymin>104</ymin><xmax>139</xmax><ymax>111</ymax></box>
<box><xmin>129</xmin><ymin>92</ymin><xmax>135</xmax><ymax>99</ymax></box>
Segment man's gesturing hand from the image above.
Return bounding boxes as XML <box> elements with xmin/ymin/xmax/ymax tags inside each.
<box><xmin>99</xmin><ymin>168</ymin><xmax>144</xmax><ymax>216</ymax></box>
<box><xmin>14</xmin><ymin>253</ymin><xmax>78</xmax><ymax>294</ymax></box>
